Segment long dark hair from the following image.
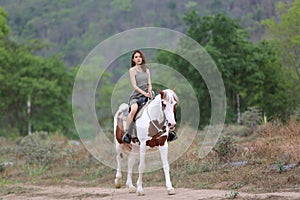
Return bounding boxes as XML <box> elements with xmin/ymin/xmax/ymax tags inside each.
<box><xmin>131</xmin><ymin>50</ymin><xmax>147</xmax><ymax>71</ymax></box>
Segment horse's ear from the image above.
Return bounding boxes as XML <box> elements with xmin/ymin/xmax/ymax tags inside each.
<box><xmin>158</xmin><ymin>89</ymin><xmax>164</xmax><ymax>98</ymax></box>
<box><xmin>173</xmin><ymin>87</ymin><xmax>176</xmax><ymax>93</ymax></box>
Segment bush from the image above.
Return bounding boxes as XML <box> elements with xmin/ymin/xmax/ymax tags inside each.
<box><xmin>0</xmin><ymin>163</ymin><xmax>5</xmax><ymax>173</ymax></box>
<box><xmin>255</xmin><ymin>118</ymin><xmax>300</xmax><ymax>163</ymax></box>
<box><xmin>240</xmin><ymin>107</ymin><xmax>262</xmax><ymax>131</ymax></box>
<box><xmin>223</xmin><ymin>124</ymin><xmax>252</xmax><ymax>137</ymax></box>
<box><xmin>17</xmin><ymin>132</ymin><xmax>61</xmax><ymax>166</ymax></box>
<box><xmin>213</xmin><ymin>135</ymin><xmax>237</xmax><ymax>162</ymax></box>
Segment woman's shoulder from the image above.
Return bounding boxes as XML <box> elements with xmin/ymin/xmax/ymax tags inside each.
<box><xmin>146</xmin><ymin>67</ymin><xmax>150</xmax><ymax>73</ymax></box>
<box><xmin>129</xmin><ymin>67</ymin><xmax>137</xmax><ymax>74</ymax></box>
<box><xmin>129</xmin><ymin>67</ymin><xmax>136</xmax><ymax>71</ymax></box>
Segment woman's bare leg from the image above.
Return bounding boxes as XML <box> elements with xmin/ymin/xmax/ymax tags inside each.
<box><xmin>123</xmin><ymin>103</ymin><xmax>138</xmax><ymax>143</ymax></box>
<box><xmin>126</xmin><ymin>103</ymin><xmax>138</xmax><ymax>130</ymax></box>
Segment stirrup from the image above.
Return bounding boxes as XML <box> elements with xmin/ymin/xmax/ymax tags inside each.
<box><xmin>122</xmin><ymin>131</ymin><xmax>131</xmax><ymax>143</ymax></box>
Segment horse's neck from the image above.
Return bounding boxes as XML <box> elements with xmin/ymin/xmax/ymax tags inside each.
<box><xmin>148</xmin><ymin>95</ymin><xmax>164</xmax><ymax>121</ymax></box>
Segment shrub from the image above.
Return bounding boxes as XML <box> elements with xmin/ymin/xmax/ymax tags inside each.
<box><xmin>240</xmin><ymin>107</ymin><xmax>262</xmax><ymax>131</ymax></box>
<box><xmin>0</xmin><ymin>163</ymin><xmax>5</xmax><ymax>173</ymax></box>
<box><xmin>17</xmin><ymin>132</ymin><xmax>61</xmax><ymax>166</ymax></box>
<box><xmin>223</xmin><ymin>124</ymin><xmax>252</xmax><ymax>137</ymax></box>
<box><xmin>254</xmin><ymin>118</ymin><xmax>300</xmax><ymax>163</ymax></box>
<box><xmin>213</xmin><ymin>135</ymin><xmax>237</xmax><ymax>162</ymax></box>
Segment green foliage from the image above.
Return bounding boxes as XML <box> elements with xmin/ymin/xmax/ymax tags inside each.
<box><xmin>0</xmin><ymin>163</ymin><xmax>5</xmax><ymax>173</ymax></box>
<box><xmin>262</xmin><ymin>0</ymin><xmax>300</xmax><ymax>79</ymax></box>
<box><xmin>274</xmin><ymin>161</ymin><xmax>286</xmax><ymax>174</ymax></box>
<box><xmin>110</xmin><ymin>0</ymin><xmax>132</xmax><ymax>12</ymax></box>
<box><xmin>2</xmin><ymin>6</ymin><xmax>108</xmax><ymax>137</ymax></box>
<box><xmin>0</xmin><ymin>7</ymin><xmax>9</xmax><ymax>39</ymax></box>
<box><xmin>262</xmin><ymin>0</ymin><xmax>300</xmax><ymax>114</ymax></box>
<box><xmin>251</xmin><ymin>41</ymin><xmax>296</xmax><ymax>120</ymax></box>
<box><xmin>0</xmin><ymin>1</ymin><xmax>283</xmax><ymax>67</ymax></box>
<box><xmin>158</xmin><ymin>11</ymin><xmax>292</xmax><ymax>125</ymax></box>
<box><xmin>0</xmin><ymin>32</ymin><xmax>75</xmax><ymax>136</ymax></box>
<box><xmin>225</xmin><ymin>190</ymin><xmax>239</xmax><ymax>199</ymax></box>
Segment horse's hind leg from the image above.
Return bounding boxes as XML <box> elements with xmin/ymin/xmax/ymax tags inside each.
<box><xmin>114</xmin><ymin>144</ymin><xmax>122</xmax><ymax>188</ymax></box>
<box><xmin>159</xmin><ymin>143</ymin><xmax>175</xmax><ymax>195</ymax></box>
<box><xmin>126</xmin><ymin>144</ymin><xmax>138</xmax><ymax>193</ymax></box>
<box><xmin>136</xmin><ymin>144</ymin><xmax>146</xmax><ymax>196</ymax></box>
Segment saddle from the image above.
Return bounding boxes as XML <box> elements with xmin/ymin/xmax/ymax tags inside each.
<box><xmin>121</xmin><ymin>97</ymin><xmax>151</xmax><ymax>141</ymax></box>
<box><xmin>130</xmin><ymin>96</ymin><xmax>149</xmax><ymax>121</ymax></box>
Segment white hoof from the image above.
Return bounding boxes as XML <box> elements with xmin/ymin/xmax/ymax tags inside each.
<box><xmin>128</xmin><ymin>186</ymin><xmax>136</xmax><ymax>193</ymax></box>
<box><xmin>168</xmin><ymin>188</ymin><xmax>175</xmax><ymax>195</ymax></box>
<box><xmin>137</xmin><ymin>189</ymin><xmax>145</xmax><ymax>196</ymax></box>
<box><xmin>114</xmin><ymin>178</ymin><xmax>122</xmax><ymax>189</ymax></box>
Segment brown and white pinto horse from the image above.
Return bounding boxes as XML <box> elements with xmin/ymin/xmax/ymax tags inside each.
<box><xmin>113</xmin><ymin>89</ymin><xmax>178</xmax><ymax>196</ymax></box>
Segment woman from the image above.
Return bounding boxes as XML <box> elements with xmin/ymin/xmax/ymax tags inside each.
<box><xmin>122</xmin><ymin>50</ymin><xmax>152</xmax><ymax>143</ymax></box>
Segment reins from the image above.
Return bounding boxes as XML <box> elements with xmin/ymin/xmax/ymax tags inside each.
<box><xmin>146</xmin><ymin>97</ymin><xmax>168</xmax><ymax>134</ymax></box>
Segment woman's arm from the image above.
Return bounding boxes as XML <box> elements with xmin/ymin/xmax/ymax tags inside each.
<box><xmin>129</xmin><ymin>68</ymin><xmax>148</xmax><ymax>96</ymax></box>
<box><xmin>146</xmin><ymin>68</ymin><xmax>152</xmax><ymax>97</ymax></box>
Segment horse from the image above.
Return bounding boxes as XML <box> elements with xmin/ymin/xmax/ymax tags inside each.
<box><xmin>113</xmin><ymin>89</ymin><xmax>178</xmax><ymax>196</ymax></box>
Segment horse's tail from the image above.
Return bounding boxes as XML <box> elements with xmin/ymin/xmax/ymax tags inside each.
<box><xmin>117</xmin><ymin>103</ymin><xmax>129</xmax><ymax>114</ymax></box>
<box><xmin>114</xmin><ymin>103</ymin><xmax>129</xmax><ymax>136</ymax></box>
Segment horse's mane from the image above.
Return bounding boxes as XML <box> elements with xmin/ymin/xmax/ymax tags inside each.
<box><xmin>163</xmin><ymin>89</ymin><xmax>179</xmax><ymax>104</ymax></box>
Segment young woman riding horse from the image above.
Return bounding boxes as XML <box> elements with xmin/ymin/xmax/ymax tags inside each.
<box><xmin>122</xmin><ymin>50</ymin><xmax>152</xmax><ymax>143</ymax></box>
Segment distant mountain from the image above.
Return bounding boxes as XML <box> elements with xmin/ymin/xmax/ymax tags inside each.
<box><xmin>0</xmin><ymin>0</ymin><xmax>288</xmax><ymax>66</ymax></box>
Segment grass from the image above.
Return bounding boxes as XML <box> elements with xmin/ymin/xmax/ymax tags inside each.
<box><xmin>0</xmin><ymin>118</ymin><xmax>299</xmax><ymax>196</ymax></box>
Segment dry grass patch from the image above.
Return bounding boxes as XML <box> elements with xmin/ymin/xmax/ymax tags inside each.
<box><xmin>1</xmin><ymin>120</ymin><xmax>300</xmax><ymax>196</ymax></box>
<box><xmin>252</xmin><ymin>118</ymin><xmax>300</xmax><ymax>164</ymax></box>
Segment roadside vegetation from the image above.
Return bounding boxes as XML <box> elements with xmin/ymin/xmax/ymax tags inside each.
<box><xmin>0</xmin><ymin>115</ymin><xmax>299</xmax><ymax>196</ymax></box>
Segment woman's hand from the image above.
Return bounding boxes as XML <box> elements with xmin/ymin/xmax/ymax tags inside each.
<box><xmin>144</xmin><ymin>91</ymin><xmax>152</xmax><ymax>98</ymax></box>
<box><xmin>148</xmin><ymin>90</ymin><xmax>153</xmax><ymax>98</ymax></box>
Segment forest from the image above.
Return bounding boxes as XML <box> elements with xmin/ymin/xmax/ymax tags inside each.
<box><xmin>0</xmin><ymin>0</ymin><xmax>299</xmax><ymax>137</ymax></box>
<box><xmin>0</xmin><ymin>1</ymin><xmax>300</xmax><ymax>199</ymax></box>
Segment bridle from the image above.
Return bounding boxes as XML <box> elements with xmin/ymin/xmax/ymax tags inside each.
<box><xmin>146</xmin><ymin>100</ymin><xmax>167</xmax><ymax>133</ymax></box>
<box><xmin>146</xmin><ymin>97</ymin><xmax>176</xmax><ymax>134</ymax></box>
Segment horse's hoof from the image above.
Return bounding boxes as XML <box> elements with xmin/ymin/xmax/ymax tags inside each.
<box><xmin>168</xmin><ymin>188</ymin><xmax>175</xmax><ymax>195</ymax></box>
<box><xmin>137</xmin><ymin>190</ymin><xmax>145</xmax><ymax>196</ymax></box>
<box><xmin>128</xmin><ymin>186</ymin><xmax>136</xmax><ymax>193</ymax></box>
<box><xmin>114</xmin><ymin>178</ymin><xmax>122</xmax><ymax>189</ymax></box>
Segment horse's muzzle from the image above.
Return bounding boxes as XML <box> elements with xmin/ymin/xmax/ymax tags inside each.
<box><xmin>168</xmin><ymin>123</ymin><xmax>176</xmax><ymax>131</ymax></box>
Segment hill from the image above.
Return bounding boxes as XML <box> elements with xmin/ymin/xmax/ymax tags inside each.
<box><xmin>0</xmin><ymin>0</ymin><xmax>288</xmax><ymax>66</ymax></box>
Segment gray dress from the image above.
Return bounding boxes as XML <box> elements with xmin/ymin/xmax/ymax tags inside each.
<box><xmin>128</xmin><ymin>68</ymin><xmax>149</xmax><ymax>106</ymax></box>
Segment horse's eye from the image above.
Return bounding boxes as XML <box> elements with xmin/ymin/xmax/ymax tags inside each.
<box><xmin>162</xmin><ymin>103</ymin><xmax>166</xmax><ymax>108</ymax></box>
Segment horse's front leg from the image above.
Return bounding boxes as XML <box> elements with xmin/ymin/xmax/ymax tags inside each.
<box><xmin>159</xmin><ymin>142</ymin><xmax>175</xmax><ymax>195</ymax></box>
<box><xmin>136</xmin><ymin>143</ymin><xmax>146</xmax><ymax>196</ymax></box>
<box><xmin>126</xmin><ymin>144</ymin><xmax>138</xmax><ymax>193</ymax></box>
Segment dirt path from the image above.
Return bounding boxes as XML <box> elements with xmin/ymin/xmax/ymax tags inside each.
<box><xmin>2</xmin><ymin>184</ymin><xmax>300</xmax><ymax>200</ymax></box>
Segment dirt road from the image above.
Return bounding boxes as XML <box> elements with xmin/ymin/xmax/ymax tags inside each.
<box><xmin>2</xmin><ymin>184</ymin><xmax>300</xmax><ymax>200</ymax></box>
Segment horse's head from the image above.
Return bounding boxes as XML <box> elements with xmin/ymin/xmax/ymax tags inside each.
<box><xmin>158</xmin><ymin>89</ymin><xmax>178</xmax><ymax>131</ymax></box>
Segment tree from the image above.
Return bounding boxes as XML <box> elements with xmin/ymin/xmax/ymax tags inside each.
<box><xmin>0</xmin><ymin>7</ymin><xmax>9</xmax><ymax>39</ymax></box>
<box><xmin>262</xmin><ymin>0</ymin><xmax>300</xmax><ymax>115</ymax></box>
<box><xmin>262</xmin><ymin>0</ymin><xmax>300</xmax><ymax>79</ymax></box>
<box><xmin>0</xmin><ymin>41</ymin><xmax>74</xmax><ymax>136</ymax></box>
<box><xmin>0</xmin><ymin>8</ymin><xmax>74</xmax><ymax>135</ymax></box>
<box><xmin>157</xmin><ymin>11</ymin><xmax>293</xmax><ymax>125</ymax></box>
<box><xmin>0</xmin><ymin>9</ymin><xmax>74</xmax><ymax>136</ymax></box>
<box><xmin>251</xmin><ymin>41</ymin><xmax>295</xmax><ymax>119</ymax></box>
<box><xmin>1</xmin><ymin>0</ymin><xmax>283</xmax><ymax>67</ymax></box>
